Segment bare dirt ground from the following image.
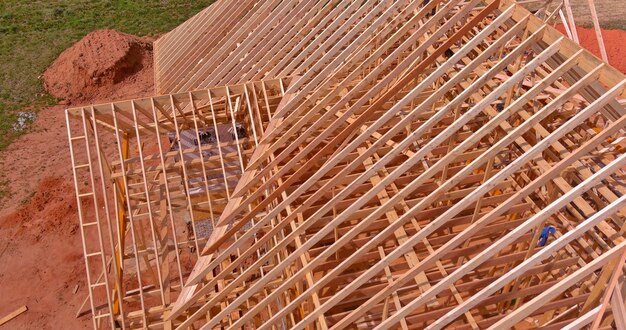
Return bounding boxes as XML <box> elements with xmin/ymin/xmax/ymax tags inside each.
<box><xmin>0</xmin><ymin>29</ymin><xmax>154</xmax><ymax>329</ymax></box>
<box><xmin>555</xmin><ymin>24</ymin><xmax>626</xmax><ymax>73</ymax></box>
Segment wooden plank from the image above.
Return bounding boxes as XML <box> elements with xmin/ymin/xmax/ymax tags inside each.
<box><xmin>0</xmin><ymin>306</ymin><xmax>28</xmax><ymax>326</ymax></box>
<box><xmin>489</xmin><ymin>242</ymin><xmax>626</xmax><ymax>329</ymax></box>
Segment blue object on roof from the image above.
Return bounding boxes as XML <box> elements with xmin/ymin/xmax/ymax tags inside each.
<box><xmin>538</xmin><ymin>226</ymin><xmax>556</xmax><ymax>246</ymax></box>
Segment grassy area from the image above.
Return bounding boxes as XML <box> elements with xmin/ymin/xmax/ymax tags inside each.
<box><xmin>0</xmin><ymin>0</ymin><xmax>215</xmax><ymax>150</ymax></box>
<box><xmin>603</xmin><ymin>22</ymin><xmax>626</xmax><ymax>31</ymax></box>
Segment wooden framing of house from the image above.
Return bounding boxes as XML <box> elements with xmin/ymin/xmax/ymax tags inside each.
<box><xmin>66</xmin><ymin>0</ymin><xmax>626</xmax><ymax>329</ymax></box>
<box><xmin>66</xmin><ymin>77</ymin><xmax>290</xmax><ymax>328</ymax></box>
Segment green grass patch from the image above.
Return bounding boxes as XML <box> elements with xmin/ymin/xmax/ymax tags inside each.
<box><xmin>602</xmin><ymin>22</ymin><xmax>626</xmax><ymax>31</ymax></box>
<box><xmin>0</xmin><ymin>0</ymin><xmax>215</xmax><ymax>150</ymax></box>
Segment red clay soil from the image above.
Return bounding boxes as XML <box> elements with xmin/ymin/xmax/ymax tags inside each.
<box><xmin>0</xmin><ymin>29</ymin><xmax>155</xmax><ymax>329</ymax></box>
<box><xmin>0</xmin><ymin>172</ymin><xmax>88</xmax><ymax>329</ymax></box>
<box><xmin>555</xmin><ymin>24</ymin><xmax>626</xmax><ymax>75</ymax></box>
<box><xmin>0</xmin><ymin>106</ymin><xmax>92</xmax><ymax>329</ymax></box>
<box><xmin>2</xmin><ymin>176</ymin><xmax>80</xmax><ymax>243</ymax></box>
<box><xmin>42</xmin><ymin>29</ymin><xmax>154</xmax><ymax>105</ymax></box>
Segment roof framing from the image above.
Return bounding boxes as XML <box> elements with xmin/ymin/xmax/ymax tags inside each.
<box><xmin>66</xmin><ymin>0</ymin><xmax>626</xmax><ymax>329</ymax></box>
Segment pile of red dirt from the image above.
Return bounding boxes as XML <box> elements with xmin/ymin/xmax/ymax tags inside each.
<box><xmin>42</xmin><ymin>29</ymin><xmax>155</xmax><ymax>105</ymax></box>
<box><xmin>555</xmin><ymin>24</ymin><xmax>626</xmax><ymax>75</ymax></box>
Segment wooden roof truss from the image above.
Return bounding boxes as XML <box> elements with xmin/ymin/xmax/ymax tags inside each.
<box><xmin>66</xmin><ymin>0</ymin><xmax>626</xmax><ymax>329</ymax></box>
<box><xmin>66</xmin><ymin>78</ymin><xmax>289</xmax><ymax>329</ymax></box>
